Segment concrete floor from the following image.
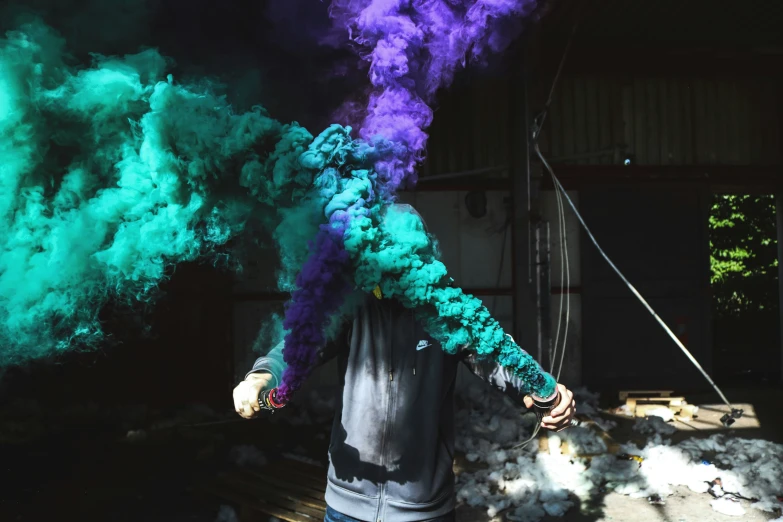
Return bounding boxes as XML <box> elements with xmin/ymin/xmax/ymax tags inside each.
<box><xmin>606</xmin><ymin>387</ymin><xmax>783</xmax><ymax>446</ymax></box>
<box><xmin>0</xmin><ymin>386</ymin><xmax>779</xmax><ymax>521</ymax></box>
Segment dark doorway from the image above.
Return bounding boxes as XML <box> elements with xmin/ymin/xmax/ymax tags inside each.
<box><xmin>580</xmin><ymin>184</ymin><xmax>712</xmax><ymax>392</ymax></box>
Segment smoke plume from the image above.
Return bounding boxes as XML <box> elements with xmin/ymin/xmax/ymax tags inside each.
<box><xmin>0</xmin><ymin>1</ymin><xmax>555</xmax><ymax>398</ymax></box>
<box><xmin>276</xmin><ymin>0</ymin><xmax>553</xmax><ymax>399</ymax></box>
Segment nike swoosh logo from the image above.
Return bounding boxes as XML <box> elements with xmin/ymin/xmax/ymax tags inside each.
<box><xmin>416</xmin><ymin>340</ymin><xmax>432</xmax><ymax>351</ymax></box>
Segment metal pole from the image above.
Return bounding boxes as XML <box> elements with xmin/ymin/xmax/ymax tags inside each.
<box><xmin>509</xmin><ymin>42</ymin><xmax>538</xmax><ymax>358</ymax></box>
<box><xmin>776</xmin><ymin>193</ymin><xmax>783</xmax><ymax>382</ymax></box>
<box><xmin>534</xmin><ymin>222</ymin><xmax>552</xmax><ymax>367</ymax></box>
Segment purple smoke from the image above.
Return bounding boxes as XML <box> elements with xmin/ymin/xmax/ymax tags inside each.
<box><xmin>278</xmin><ymin>219</ymin><xmax>352</xmax><ymax>402</ymax></box>
<box><xmin>276</xmin><ymin>0</ymin><xmax>541</xmax><ymax>401</ymax></box>
<box><xmin>329</xmin><ymin>0</ymin><xmax>538</xmax><ymax>192</ymax></box>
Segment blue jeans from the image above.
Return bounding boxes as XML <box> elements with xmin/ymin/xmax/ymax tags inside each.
<box><xmin>324</xmin><ymin>506</ymin><xmax>456</xmax><ymax>522</ymax></box>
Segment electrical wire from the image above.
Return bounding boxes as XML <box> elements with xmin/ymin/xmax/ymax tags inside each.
<box><xmin>550</xmin><ymin>160</ymin><xmax>570</xmax><ymax>382</ymax></box>
<box><xmin>514</xmin><ymin>5</ymin><xmax>737</xmax><ymax>450</ymax></box>
<box><xmin>511</xmin><ymin>15</ymin><xmax>580</xmax><ymax>451</ymax></box>
<box><xmin>510</xmin><ymin>161</ymin><xmax>570</xmax><ymax>451</ymax></box>
<box><xmin>537</xmin><ymin>145</ymin><xmax>734</xmax><ymax>409</ymax></box>
<box><xmin>529</xmin><ymin>11</ymin><xmax>581</xmax><ymax>385</ymax></box>
<box><xmin>549</xmin><ymin>194</ymin><xmax>563</xmax><ymax>370</ymax></box>
<box><xmin>529</xmin><ymin>4</ymin><xmax>734</xmax><ymax>409</ymax></box>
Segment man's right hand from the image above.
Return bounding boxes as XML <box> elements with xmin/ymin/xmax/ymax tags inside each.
<box><xmin>233</xmin><ymin>373</ymin><xmax>273</xmax><ymax>419</ymax></box>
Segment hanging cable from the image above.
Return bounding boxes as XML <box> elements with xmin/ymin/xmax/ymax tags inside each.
<box><xmin>515</xmin><ymin>4</ymin><xmax>743</xmax><ymax>447</ymax></box>
<box><xmin>511</xmin><ymin>16</ymin><xmax>579</xmax><ymax>450</ymax></box>
<box><xmin>527</xmin><ymin>16</ymin><xmax>739</xmax><ymax>416</ymax></box>
<box><xmin>530</xmin><ymin>20</ymin><xmax>577</xmax><ymax>383</ymax></box>
<box><xmin>537</xmin><ymin>144</ymin><xmax>739</xmax><ymax>415</ymax></box>
<box><xmin>549</xmin><ymin>184</ymin><xmax>564</xmax><ymax>371</ymax></box>
<box><xmin>552</xmin><ymin>167</ymin><xmax>570</xmax><ymax>382</ymax></box>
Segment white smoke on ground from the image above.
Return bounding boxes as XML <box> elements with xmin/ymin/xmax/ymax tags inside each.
<box><xmin>454</xmin><ymin>380</ymin><xmax>783</xmax><ymax>521</ymax></box>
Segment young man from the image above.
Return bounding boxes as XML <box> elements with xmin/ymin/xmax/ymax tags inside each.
<box><xmin>233</xmin><ymin>294</ymin><xmax>576</xmax><ymax>522</ymax></box>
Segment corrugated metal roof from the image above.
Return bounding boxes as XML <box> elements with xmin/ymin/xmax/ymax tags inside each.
<box><xmin>539</xmin><ymin>74</ymin><xmax>783</xmax><ymax>166</ymax></box>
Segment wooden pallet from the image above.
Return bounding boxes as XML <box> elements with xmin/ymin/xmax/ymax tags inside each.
<box><xmin>619</xmin><ymin>390</ymin><xmax>685</xmax><ymax>411</ymax></box>
<box><xmin>204</xmin><ymin>458</ymin><xmax>327</xmax><ymax>522</ymax></box>
<box><xmin>619</xmin><ymin>390</ymin><xmax>674</xmax><ymax>401</ymax></box>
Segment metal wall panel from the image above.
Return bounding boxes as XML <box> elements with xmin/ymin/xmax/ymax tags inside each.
<box><xmin>539</xmin><ymin>75</ymin><xmax>782</xmax><ymax>166</ymax></box>
<box><xmin>419</xmin><ymin>76</ymin><xmax>512</xmax><ymax>178</ymax></box>
<box><xmin>421</xmin><ymin>72</ymin><xmax>782</xmax><ymax>173</ymax></box>
<box><xmin>400</xmin><ymin>190</ymin><xmax>514</xmax><ymax>292</ymax></box>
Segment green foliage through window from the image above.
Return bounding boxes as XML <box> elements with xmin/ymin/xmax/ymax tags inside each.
<box><xmin>710</xmin><ymin>194</ymin><xmax>778</xmax><ymax>318</ymax></box>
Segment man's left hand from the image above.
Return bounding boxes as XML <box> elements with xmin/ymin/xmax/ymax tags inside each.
<box><xmin>523</xmin><ymin>383</ymin><xmax>576</xmax><ymax>432</ymax></box>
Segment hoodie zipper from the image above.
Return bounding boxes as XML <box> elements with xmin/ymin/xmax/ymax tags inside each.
<box><xmin>412</xmin><ymin>312</ymin><xmax>417</xmax><ymax>375</ymax></box>
<box><xmin>377</xmin><ymin>305</ymin><xmax>394</xmax><ymax>522</ymax></box>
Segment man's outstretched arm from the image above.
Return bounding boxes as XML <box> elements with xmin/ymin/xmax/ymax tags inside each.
<box><xmin>460</xmin><ymin>350</ymin><xmax>530</xmax><ymax>403</ymax></box>
<box><xmin>234</xmin><ymin>320</ymin><xmax>352</xmax><ymax>418</ymax></box>
<box><xmin>245</xmin><ymin>339</ymin><xmax>287</xmax><ymax>390</ymax></box>
<box><xmin>460</xmin><ymin>341</ymin><xmax>576</xmax><ymax>432</ymax></box>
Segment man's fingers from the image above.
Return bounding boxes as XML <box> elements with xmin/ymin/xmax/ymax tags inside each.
<box><xmin>550</xmin><ymin>401</ymin><xmax>568</xmax><ymax>417</ymax></box>
<box><xmin>550</xmin><ymin>386</ymin><xmax>573</xmax><ymax>417</ymax></box>
<box><xmin>233</xmin><ymin>388</ymin><xmax>244</xmax><ymax>415</ymax></box>
<box><xmin>542</xmin><ymin>393</ymin><xmax>576</xmax><ymax>431</ymax></box>
<box><xmin>233</xmin><ymin>375</ymin><xmax>274</xmax><ymax>419</ymax></box>
<box><xmin>542</xmin><ymin>419</ymin><xmax>571</xmax><ymax>431</ymax></box>
<box><xmin>549</xmin><ymin>398</ymin><xmax>575</xmax><ymax>420</ymax></box>
<box><xmin>523</xmin><ymin>395</ymin><xmax>534</xmax><ymax>409</ymax></box>
<box><xmin>237</xmin><ymin>382</ymin><xmax>252</xmax><ymax>417</ymax></box>
<box><xmin>549</xmin><ymin>400</ymin><xmax>575</xmax><ymax>421</ymax></box>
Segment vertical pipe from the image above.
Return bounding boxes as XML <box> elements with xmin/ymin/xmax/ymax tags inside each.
<box><xmin>535</xmin><ymin>224</ymin><xmax>543</xmax><ymax>364</ymax></box>
<box><xmin>776</xmin><ymin>193</ymin><xmax>783</xmax><ymax>382</ymax></box>
<box><xmin>509</xmin><ymin>41</ymin><xmax>538</xmax><ymax>359</ymax></box>
<box><xmin>535</xmin><ymin>222</ymin><xmax>553</xmax><ymax>368</ymax></box>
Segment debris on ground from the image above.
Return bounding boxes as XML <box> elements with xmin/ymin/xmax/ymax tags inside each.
<box><xmin>710</xmin><ymin>496</ymin><xmax>746</xmax><ymax>517</ymax></box>
<box><xmin>614</xmin><ymin>390</ymin><xmax>700</xmax><ymax>424</ymax></box>
<box><xmin>454</xmin><ymin>380</ymin><xmax>783</xmax><ymax>521</ymax></box>
<box><xmin>632</xmin><ymin>416</ymin><xmax>677</xmax><ymax>436</ymax></box>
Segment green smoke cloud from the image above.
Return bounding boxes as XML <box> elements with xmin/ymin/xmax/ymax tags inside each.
<box><xmin>0</xmin><ymin>21</ymin><xmax>316</xmax><ymax>365</ymax></box>
<box><xmin>345</xmin><ymin>204</ymin><xmax>556</xmax><ymax>397</ymax></box>
<box><xmin>0</xmin><ymin>17</ymin><xmax>555</xmax><ymax>399</ymax></box>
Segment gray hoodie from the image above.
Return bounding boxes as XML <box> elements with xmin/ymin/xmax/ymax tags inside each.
<box><xmin>248</xmin><ymin>294</ymin><xmax>529</xmax><ymax>522</ymax></box>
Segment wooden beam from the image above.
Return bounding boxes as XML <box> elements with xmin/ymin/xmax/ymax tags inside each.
<box><xmin>409</xmin><ymin>177</ymin><xmax>511</xmax><ymax>191</ymax></box>
<box><xmin>539</xmin><ymin>164</ymin><xmax>783</xmax><ymax>191</ymax></box>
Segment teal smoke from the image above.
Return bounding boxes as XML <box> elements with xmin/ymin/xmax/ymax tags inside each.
<box><xmin>0</xmin><ymin>22</ymin><xmax>317</xmax><ymax>364</ymax></box>
<box><xmin>0</xmin><ymin>18</ymin><xmax>555</xmax><ymax>398</ymax></box>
